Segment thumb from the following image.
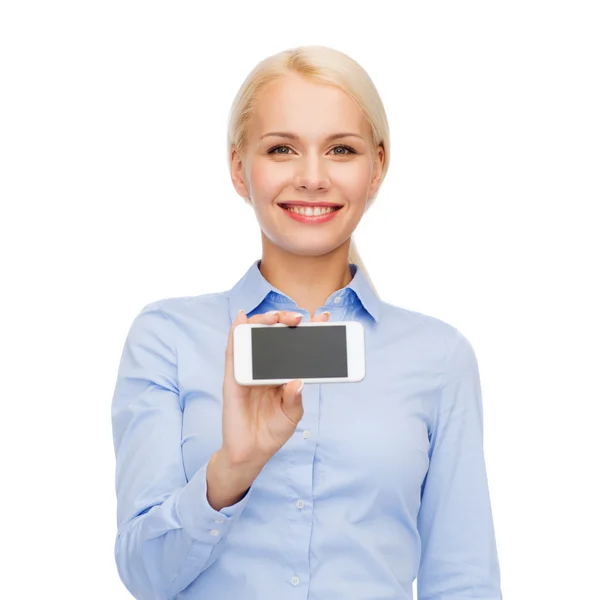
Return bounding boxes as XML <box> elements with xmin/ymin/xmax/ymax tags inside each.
<box><xmin>281</xmin><ymin>380</ymin><xmax>304</xmax><ymax>424</ymax></box>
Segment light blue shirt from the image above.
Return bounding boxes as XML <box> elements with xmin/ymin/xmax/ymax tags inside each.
<box><xmin>111</xmin><ymin>259</ymin><xmax>502</xmax><ymax>599</ymax></box>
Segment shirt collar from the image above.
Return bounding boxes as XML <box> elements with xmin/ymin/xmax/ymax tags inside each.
<box><xmin>228</xmin><ymin>259</ymin><xmax>381</xmax><ymax>324</ymax></box>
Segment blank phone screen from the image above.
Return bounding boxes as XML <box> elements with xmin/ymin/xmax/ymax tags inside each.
<box><xmin>251</xmin><ymin>325</ymin><xmax>348</xmax><ymax>380</ymax></box>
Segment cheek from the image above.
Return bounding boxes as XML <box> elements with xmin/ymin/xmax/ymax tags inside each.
<box><xmin>331</xmin><ymin>163</ymin><xmax>372</xmax><ymax>195</ymax></box>
<box><xmin>249</xmin><ymin>160</ymin><xmax>288</xmax><ymax>197</ymax></box>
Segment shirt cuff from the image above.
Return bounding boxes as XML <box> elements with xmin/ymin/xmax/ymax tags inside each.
<box><xmin>176</xmin><ymin>459</ymin><xmax>252</xmax><ymax>542</ymax></box>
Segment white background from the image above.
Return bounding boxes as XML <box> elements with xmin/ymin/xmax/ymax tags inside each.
<box><xmin>1</xmin><ymin>2</ymin><xmax>598</xmax><ymax>598</ymax></box>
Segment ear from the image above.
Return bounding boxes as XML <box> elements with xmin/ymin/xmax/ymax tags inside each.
<box><xmin>368</xmin><ymin>144</ymin><xmax>385</xmax><ymax>197</ymax></box>
<box><xmin>230</xmin><ymin>146</ymin><xmax>250</xmax><ymax>199</ymax></box>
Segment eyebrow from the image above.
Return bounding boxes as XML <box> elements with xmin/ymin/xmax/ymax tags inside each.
<box><xmin>260</xmin><ymin>132</ymin><xmax>365</xmax><ymax>142</ymax></box>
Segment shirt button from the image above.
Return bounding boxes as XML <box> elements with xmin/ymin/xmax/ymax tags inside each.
<box><xmin>209</xmin><ymin>529</ymin><xmax>220</xmax><ymax>536</ymax></box>
<box><xmin>333</xmin><ymin>296</ymin><xmax>342</xmax><ymax>304</ymax></box>
<box><xmin>302</xmin><ymin>430</ymin><xmax>311</xmax><ymax>439</ymax></box>
<box><xmin>291</xmin><ymin>575</ymin><xmax>300</xmax><ymax>586</ymax></box>
<box><xmin>215</xmin><ymin>518</ymin><xmax>225</xmax><ymax>524</ymax></box>
<box><xmin>296</xmin><ymin>499</ymin><xmax>305</xmax><ymax>509</ymax></box>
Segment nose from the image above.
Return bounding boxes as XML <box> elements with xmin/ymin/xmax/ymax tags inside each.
<box><xmin>292</xmin><ymin>153</ymin><xmax>330</xmax><ymax>193</ymax></box>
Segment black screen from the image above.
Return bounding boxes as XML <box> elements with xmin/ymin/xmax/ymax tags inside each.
<box><xmin>251</xmin><ymin>325</ymin><xmax>348</xmax><ymax>380</ymax></box>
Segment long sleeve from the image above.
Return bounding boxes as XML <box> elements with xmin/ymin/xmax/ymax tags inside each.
<box><xmin>416</xmin><ymin>328</ymin><xmax>502</xmax><ymax>600</ymax></box>
<box><xmin>111</xmin><ymin>302</ymin><xmax>252</xmax><ymax>600</ymax></box>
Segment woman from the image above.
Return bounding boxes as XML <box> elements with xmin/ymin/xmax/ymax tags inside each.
<box><xmin>111</xmin><ymin>45</ymin><xmax>502</xmax><ymax>599</ymax></box>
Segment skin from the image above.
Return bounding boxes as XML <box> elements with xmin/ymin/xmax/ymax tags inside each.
<box><xmin>206</xmin><ymin>72</ymin><xmax>385</xmax><ymax>510</ymax></box>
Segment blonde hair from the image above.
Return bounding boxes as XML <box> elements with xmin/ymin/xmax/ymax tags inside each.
<box><xmin>227</xmin><ymin>45</ymin><xmax>390</xmax><ymax>297</ymax></box>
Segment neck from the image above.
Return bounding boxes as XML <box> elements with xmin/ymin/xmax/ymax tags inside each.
<box><xmin>259</xmin><ymin>236</ymin><xmax>353</xmax><ymax>318</ymax></box>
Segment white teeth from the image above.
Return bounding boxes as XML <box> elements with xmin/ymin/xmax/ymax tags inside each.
<box><xmin>285</xmin><ymin>205</ymin><xmax>337</xmax><ymax>216</ymax></box>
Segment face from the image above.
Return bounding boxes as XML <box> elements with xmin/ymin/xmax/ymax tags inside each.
<box><xmin>230</xmin><ymin>73</ymin><xmax>384</xmax><ymax>258</ymax></box>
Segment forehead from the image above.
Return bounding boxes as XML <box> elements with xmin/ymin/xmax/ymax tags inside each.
<box><xmin>251</xmin><ymin>73</ymin><xmax>368</xmax><ymax>136</ymax></box>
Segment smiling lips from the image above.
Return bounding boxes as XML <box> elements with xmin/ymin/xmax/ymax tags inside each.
<box><xmin>278</xmin><ymin>203</ymin><xmax>343</xmax><ymax>223</ymax></box>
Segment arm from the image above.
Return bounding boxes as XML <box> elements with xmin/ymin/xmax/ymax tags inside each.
<box><xmin>111</xmin><ymin>302</ymin><xmax>253</xmax><ymax>599</ymax></box>
<box><xmin>417</xmin><ymin>329</ymin><xmax>502</xmax><ymax>600</ymax></box>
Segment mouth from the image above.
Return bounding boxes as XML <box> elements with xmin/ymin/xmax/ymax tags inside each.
<box><xmin>278</xmin><ymin>203</ymin><xmax>343</xmax><ymax>224</ymax></box>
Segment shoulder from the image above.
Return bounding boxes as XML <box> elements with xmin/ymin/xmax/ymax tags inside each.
<box><xmin>151</xmin><ymin>290</ymin><xmax>227</xmax><ymax>316</ymax></box>
<box><xmin>378</xmin><ymin>299</ymin><xmax>463</xmax><ymax>354</ymax></box>
<box><xmin>375</xmin><ymin>299</ymin><xmax>478</xmax><ymax>385</ymax></box>
<box><xmin>136</xmin><ymin>290</ymin><xmax>231</xmax><ymax>335</ymax></box>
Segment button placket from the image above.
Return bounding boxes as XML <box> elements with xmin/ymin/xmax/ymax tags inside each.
<box><xmin>286</xmin><ymin>381</ymin><xmax>317</xmax><ymax>591</ymax></box>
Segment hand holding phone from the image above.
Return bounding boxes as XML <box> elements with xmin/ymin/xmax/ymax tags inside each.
<box><xmin>220</xmin><ymin>309</ymin><xmax>331</xmax><ymax>467</ymax></box>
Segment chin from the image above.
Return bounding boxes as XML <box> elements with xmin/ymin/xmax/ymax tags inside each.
<box><xmin>273</xmin><ymin>237</ymin><xmax>349</xmax><ymax>258</ymax></box>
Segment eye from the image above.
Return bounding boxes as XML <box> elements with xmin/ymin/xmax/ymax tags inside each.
<box><xmin>268</xmin><ymin>145</ymin><xmax>293</xmax><ymax>155</ymax></box>
<box><xmin>331</xmin><ymin>145</ymin><xmax>356</xmax><ymax>155</ymax></box>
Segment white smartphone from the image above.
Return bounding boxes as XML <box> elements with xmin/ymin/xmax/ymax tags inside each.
<box><xmin>233</xmin><ymin>320</ymin><xmax>365</xmax><ymax>386</ymax></box>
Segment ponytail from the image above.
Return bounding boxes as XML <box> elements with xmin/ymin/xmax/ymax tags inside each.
<box><xmin>349</xmin><ymin>236</ymin><xmax>379</xmax><ymax>299</ymax></box>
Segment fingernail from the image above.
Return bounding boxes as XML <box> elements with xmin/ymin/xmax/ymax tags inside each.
<box><xmin>296</xmin><ymin>381</ymin><xmax>304</xmax><ymax>395</ymax></box>
<box><xmin>267</xmin><ymin>310</ymin><xmax>279</xmax><ymax>316</ymax></box>
<box><xmin>292</xmin><ymin>313</ymin><xmax>303</xmax><ymax>319</ymax></box>
<box><xmin>322</xmin><ymin>311</ymin><xmax>331</xmax><ymax>316</ymax></box>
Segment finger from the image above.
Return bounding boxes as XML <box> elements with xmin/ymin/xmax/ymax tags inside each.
<box><xmin>277</xmin><ymin>310</ymin><xmax>304</xmax><ymax>325</ymax></box>
<box><xmin>247</xmin><ymin>310</ymin><xmax>282</xmax><ymax>324</ymax></box>
<box><xmin>249</xmin><ymin>310</ymin><xmax>303</xmax><ymax>326</ymax></box>
<box><xmin>310</xmin><ymin>311</ymin><xmax>331</xmax><ymax>322</ymax></box>
<box><xmin>281</xmin><ymin>379</ymin><xmax>304</xmax><ymax>424</ymax></box>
